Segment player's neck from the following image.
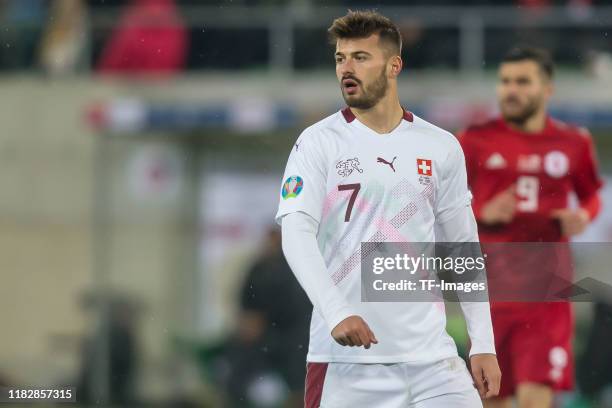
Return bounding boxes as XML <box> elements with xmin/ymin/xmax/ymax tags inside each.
<box><xmin>506</xmin><ymin>109</ymin><xmax>548</xmax><ymax>134</ymax></box>
<box><xmin>351</xmin><ymin>95</ymin><xmax>404</xmax><ymax>135</ymax></box>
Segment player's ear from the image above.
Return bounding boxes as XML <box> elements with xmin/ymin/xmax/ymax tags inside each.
<box><xmin>541</xmin><ymin>70</ymin><xmax>554</xmax><ymax>97</ymax></box>
<box><xmin>543</xmin><ymin>76</ymin><xmax>554</xmax><ymax>100</ymax></box>
<box><xmin>389</xmin><ymin>55</ymin><xmax>403</xmax><ymax>78</ymax></box>
<box><xmin>547</xmin><ymin>81</ymin><xmax>555</xmax><ymax>98</ymax></box>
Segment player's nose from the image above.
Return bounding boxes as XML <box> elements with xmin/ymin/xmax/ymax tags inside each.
<box><xmin>339</xmin><ymin>60</ymin><xmax>355</xmax><ymax>76</ymax></box>
<box><xmin>505</xmin><ymin>81</ymin><xmax>521</xmax><ymax>94</ymax></box>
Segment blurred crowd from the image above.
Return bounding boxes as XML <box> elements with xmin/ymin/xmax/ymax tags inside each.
<box><xmin>0</xmin><ymin>0</ymin><xmax>610</xmax><ymax>74</ymax></box>
<box><xmin>0</xmin><ymin>0</ymin><xmax>188</xmax><ymax>75</ymax></box>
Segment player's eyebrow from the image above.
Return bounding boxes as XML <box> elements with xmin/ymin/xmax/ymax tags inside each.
<box><xmin>335</xmin><ymin>50</ymin><xmax>373</xmax><ymax>58</ymax></box>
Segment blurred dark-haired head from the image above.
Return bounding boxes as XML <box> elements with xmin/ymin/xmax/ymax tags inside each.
<box><xmin>497</xmin><ymin>46</ymin><xmax>555</xmax><ymax>126</ymax></box>
<box><xmin>502</xmin><ymin>46</ymin><xmax>554</xmax><ymax>80</ymax></box>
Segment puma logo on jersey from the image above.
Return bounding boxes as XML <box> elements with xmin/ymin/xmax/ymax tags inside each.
<box><xmin>377</xmin><ymin>156</ymin><xmax>397</xmax><ymax>172</ymax></box>
<box><xmin>336</xmin><ymin>158</ymin><xmax>363</xmax><ymax>177</ymax></box>
<box><xmin>485</xmin><ymin>152</ymin><xmax>506</xmax><ymax>169</ymax></box>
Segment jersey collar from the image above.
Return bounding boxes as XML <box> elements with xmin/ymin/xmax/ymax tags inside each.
<box><xmin>497</xmin><ymin>115</ymin><xmax>556</xmax><ymax>137</ymax></box>
<box><xmin>341</xmin><ymin>106</ymin><xmax>414</xmax><ymax>124</ymax></box>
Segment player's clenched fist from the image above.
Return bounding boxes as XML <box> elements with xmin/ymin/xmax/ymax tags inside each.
<box><xmin>331</xmin><ymin>315</ymin><xmax>378</xmax><ymax>349</ymax></box>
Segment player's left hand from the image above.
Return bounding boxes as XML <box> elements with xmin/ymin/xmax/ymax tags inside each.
<box><xmin>551</xmin><ymin>208</ymin><xmax>590</xmax><ymax>237</ymax></box>
<box><xmin>469</xmin><ymin>353</ymin><xmax>501</xmax><ymax>399</ymax></box>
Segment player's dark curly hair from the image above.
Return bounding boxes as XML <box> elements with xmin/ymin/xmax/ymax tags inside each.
<box><xmin>328</xmin><ymin>10</ymin><xmax>402</xmax><ymax>56</ymax></box>
<box><xmin>502</xmin><ymin>47</ymin><xmax>554</xmax><ymax>79</ymax></box>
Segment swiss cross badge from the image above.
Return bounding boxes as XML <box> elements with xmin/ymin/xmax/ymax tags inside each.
<box><xmin>416</xmin><ymin>158</ymin><xmax>432</xmax><ymax>176</ymax></box>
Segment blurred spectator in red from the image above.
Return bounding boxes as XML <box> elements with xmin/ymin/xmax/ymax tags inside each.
<box><xmin>96</xmin><ymin>0</ymin><xmax>188</xmax><ymax>77</ymax></box>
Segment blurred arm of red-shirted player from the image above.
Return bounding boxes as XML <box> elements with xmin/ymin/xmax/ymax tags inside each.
<box><xmin>551</xmin><ymin>193</ymin><xmax>601</xmax><ymax>237</ymax></box>
<box><xmin>479</xmin><ymin>184</ymin><xmax>517</xmax><ymax>226</ymax></box>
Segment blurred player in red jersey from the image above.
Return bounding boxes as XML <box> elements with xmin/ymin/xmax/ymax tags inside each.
<box><xmin>458</xmin><ymin>47</ymin><xmax>603</xmax><ymax>408</ymax></box>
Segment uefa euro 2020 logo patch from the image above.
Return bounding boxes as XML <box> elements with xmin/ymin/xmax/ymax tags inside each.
<box><xmin>282</xmin><ymin>176</ymin><xmax>303</xmax><ymax>200</ymax></box>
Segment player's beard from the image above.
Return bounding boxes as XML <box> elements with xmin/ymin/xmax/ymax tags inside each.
<box><xmin>500</xmin><ymin>94</ymin><xmax>542</xmax><ymax>126</ymax></box>
<box><xmin>342</xmin><ymin>67</ymin><xmax>388</xmax><ymax>110</ymax></box>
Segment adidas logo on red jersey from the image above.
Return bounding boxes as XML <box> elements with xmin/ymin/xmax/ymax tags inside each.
<box><xmin>485</xmin><ymin>153</ymin><xmax>507</xmax><ymax>169</ymax></box>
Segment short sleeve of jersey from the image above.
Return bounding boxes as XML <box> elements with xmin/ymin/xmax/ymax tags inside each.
<box><xmin>435</xmin><ymin>137</ymin><xmax>473</xmax><ymax>223</ymax></box>
<box><xmin>572</xmin><ymin>129</ymin><xmax>603</xmax><ymax>200</ymax></box>
<box><xmin>275</xmin><ymin>128</ymin><xmax>328</xmax><ymax>225</ymax></box>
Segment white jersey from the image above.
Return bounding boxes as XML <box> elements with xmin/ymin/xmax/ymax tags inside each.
<box><xmin>276</xmin><ymin>108</ymin><xmax>475</xmax><ymax>364</ymax></box>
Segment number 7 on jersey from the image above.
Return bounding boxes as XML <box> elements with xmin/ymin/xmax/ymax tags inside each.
<box><xmin>338</xmin><ymin>183</ymin><xmax>361</xmax><ymax>222</ymax></box>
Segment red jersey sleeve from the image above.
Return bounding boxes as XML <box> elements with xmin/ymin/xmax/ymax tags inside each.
<box><xmin>572</xmin><ymin>129</ymin><xmax>603</xmax><ymax>202</ymax></box>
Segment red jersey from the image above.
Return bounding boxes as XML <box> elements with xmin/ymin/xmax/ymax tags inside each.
<box><xmin>458</xmin><ymin>116</ymin><xmax>603</xmax><ymax>243</ymax></box>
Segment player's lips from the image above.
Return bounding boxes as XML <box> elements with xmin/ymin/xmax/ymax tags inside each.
<box><xmin>342</xmin><ymin>78</ymin><xmax>360</xmax><ymax>94</ymax></box>
<box><xmin>502</xmin><ymin>101</ymin><xmax>523</xmax><ymax>111</ymax></box>
<box><xmin>503</xmin><ymin>98</ymin><xmax>521</xmax><ymax>106</ymax></box>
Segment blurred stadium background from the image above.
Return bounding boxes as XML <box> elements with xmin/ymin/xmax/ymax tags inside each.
<box><xmin>1</xmin><ymin>0</ymin><xmax>612</xmax><ymax>407</ymax></box>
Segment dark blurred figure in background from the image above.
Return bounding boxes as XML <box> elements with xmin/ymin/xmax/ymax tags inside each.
<box><xmin>0</xmin><ymin>0</ymin><xmax>47</xmax><ymax>71</ymax></box>
<box><xmin>576</xmin><ymin>301</ymin><xmax>612</xmax><ymax>407</ymax></box>
<box><xmin>221</xmin><ymin>227</ymin><xmax>311</xmax><ymax>408</ymax></box>
<box><xmin>89</xmin><ymin>0</ymin><xmax>126</xmax><ymax>6</ymax></box>
<box><xmin>77</xmin><ymin>293</ymin><xmax>142</xmax><ymax>406</ymax></box>
<box><xmin>96</xmin><ymin>0</ymin><xmax>188</xmax><ymax>76</ymax></box>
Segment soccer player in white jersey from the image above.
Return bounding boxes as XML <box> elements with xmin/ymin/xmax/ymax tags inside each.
<box><xmin>275</xmin><ymin>10</ymin><xmax>501</xmax><ymax>408</ymax></box>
